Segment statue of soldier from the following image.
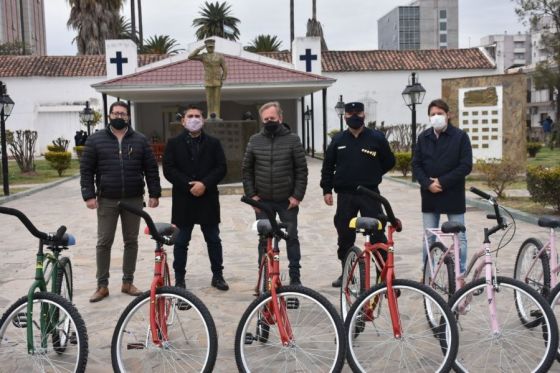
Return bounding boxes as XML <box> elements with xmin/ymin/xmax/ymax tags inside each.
<box><xmin>188</xmin><ymin>38</ymin><xmax>228</xmax><ymax>120</ymax></box>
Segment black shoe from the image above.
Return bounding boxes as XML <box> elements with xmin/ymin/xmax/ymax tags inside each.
<box><xmin>290</xmin><ymin>276</ymin><xmax>302</xmax><ymax>286</ymax></box>
<box><xmin>211</xmin><ymin>275</ymin><xmax>229</xmax><ymax>291</ymax></box>
<box><xmin>175</xmin><ymin>280</ymin><xmax>186</xmax><ymax>289</ymax></box>
<box><xmin>332</xmin><ymin>275</ymin><xmax>342</xmax><ymax>288</ymax></box>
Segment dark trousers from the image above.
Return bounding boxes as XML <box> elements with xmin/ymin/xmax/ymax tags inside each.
<box><xmin>334</xmin><ymin>192</ymin><xmax>386</xmax><ymax>264</ymax></box>
<box><xmin>256</xmin><ymin>200</ymin><xmax>301</xmax><ymax>278</ymax></box>
<box><xmin>173</xmin><ymin>223</ymin><xmax>224</xmax><ymax>282</ymax></box>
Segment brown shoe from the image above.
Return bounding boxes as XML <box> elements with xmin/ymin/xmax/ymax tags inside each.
<box><xmin>89</xmin><ymin>287</ymin><xmax>109</xmax><ymax>303</ymax></box>
<box><xmin>121</xmin><ymin>283</ymin><xmax>142</xmax><ymax>296</ymax></box>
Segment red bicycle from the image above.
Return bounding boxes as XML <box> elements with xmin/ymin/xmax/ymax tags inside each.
<box><xmin>342</xmin><ymin>186</ymin><xmax>459</xmax><ymax>372</ymax></box>
<box><xmin>111</xmin><ymin>202</ymin><xmax>218</xmax><ymax>372</ymax></box>
<box><xmin>235</xmin><ymin>196</ymin><xmax>346</xmax><ymax>372</ymax></box>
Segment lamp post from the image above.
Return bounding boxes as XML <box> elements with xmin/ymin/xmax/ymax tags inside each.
<box><xmin>0</xmin><ymin>81</ymin><xmax>15</xmax><ymax>196</ymax></box>
<box><xmin>79</xmin><ymin>101</ymin><xmax>95</xmax><ymax>135</ymax></box>
<box><xmin>304</xmin><ymin>106</ymin><xmax>312</xmax><ymax>154</ymax></box>
<box><xmin>401</xmin><ymin>72</ymin><xmax>426</xmax><ymax>182</ymax></box>
<box><xmin>335</xmin><ymin>95</ymin><xmax>345</xmax><ymax>131</ymax></box>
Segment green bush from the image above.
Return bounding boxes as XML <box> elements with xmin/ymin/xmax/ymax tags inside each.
<box><xmin>74</xmin><ymin>145</ymin><xmax>85</xmax><ymax>159</ymax></box>
<box><xmin>44</xmin><ymin>151</ymin><xmax>72</xmax><ymax>176</ymax></box>
<box><xmin>328</xmin><ymin>129</ymin><xmax>340</xmax><ymax>139</ymax></box>
<box><xmin>477</xmin><ymin>159</ymin><xmax>521</xmax><ymax>198</ymax></box>
<box><xmin>527</xmin><ymin>165</ymin><xmax>560</xmax><ymax>212</ymax></box>
<box><xmin>395</xmin><ymin>152</ymin><xmax>412</xmax><ymax>177</ymax></box>
<box><xmin>527</xmin><ymin>142</ymin><xmax>542</xmax><ymax>158</ymax></box>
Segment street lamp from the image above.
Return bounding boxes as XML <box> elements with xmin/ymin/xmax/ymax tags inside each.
<box><xmin>401</xmin><ymin>72</ymin><xmax>426</xmax><ymax>181</ymax></box>
<box><xmin>335</xmin><ymin>95</ymin><xmax>345</xmax><ymax>131</ymax></box>
<box><xmin>304</xmin><ymin>106</ymin><xmax>312</xmax><ymax>154</ymax></box>
<box><xmin>79</xmin><ymin>101</ymin><xmax>95</xmax><ymax>135</ymax></box>
<box><xmin>0</xmin><ymin>81</ymin><xmax>14</xmax><ymax>196</ymax></box>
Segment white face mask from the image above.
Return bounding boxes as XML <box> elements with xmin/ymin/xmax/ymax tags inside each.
<box><xmin>430</xmin><ymin>114</ymin><xmax>447</xmax><ymax>130</ymax></box>
<box><xmin>184</xmin><ymin>117</ymin><xmax>204</xmax><ymax>132</ymax></box>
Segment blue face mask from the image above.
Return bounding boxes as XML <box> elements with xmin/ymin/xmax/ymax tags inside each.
<box><xmin>346</xmin><ymin>114</ymin><xmax>364</xmax><ymax>129</ymax></box>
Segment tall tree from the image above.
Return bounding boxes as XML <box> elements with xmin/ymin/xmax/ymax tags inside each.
<box><xmin>66</xmin><ymin>0</ymin><xmax>123</xmax><ymax>54</ymax></box>
<box><xmin>140</xmin><ymin>35</ymin><xmax>183</xmax><ymax>55</ymax></box>
<box><xmin>116</xmin><ymin>16</ymin><xmax>138</xmax><ymax>42</ymax></box>
<box><xmin>306</xmin><ymin>0</ymin><xmax>328</xmax><ymax>50</ymax></box>
<box><xmin>244</xmin><ymin>35</ymin><xmax>282</xmax><ymax>52</ymax></box>
<box><xmin>290</xmin><ymin>0</ymin><xmax>294</xmax><ymax>50</ymax></box>
<box><xmin>515</xmin><ymin>0</ymin><xmax>560</xmax><ymax>135</ymax></box>
<box><xmin>192</xmin><ymin>1</ymin><xmax>240</xmax><ymax>41</ymax></box>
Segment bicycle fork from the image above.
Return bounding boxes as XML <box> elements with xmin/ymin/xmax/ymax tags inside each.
<box><xmin>483</xmin><ymin>245</ymin><xmax>501</xmax><ymax>335</ymax></box>
<box><xmin>149</xmin><ymin>250</ymin><xmax>168</xmax><ymax>347</ymax></box>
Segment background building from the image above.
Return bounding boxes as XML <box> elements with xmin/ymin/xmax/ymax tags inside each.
<box><xmin>378</xmin><ymin>0</ymin><xmax>458</xmax><ymax>50</ymax></box>
<box><xmin>480</xmin><ymin>33</ymin><xmax>531</xmax><ymax>73</ymax></box>
<box><xmin>0</xmin><ymin>0</ymin><xmax>46</xmax><ymax>55</ymax></box>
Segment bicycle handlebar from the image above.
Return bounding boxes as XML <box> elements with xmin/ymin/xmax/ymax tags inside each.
<box><xmin>240</xmin><ymin>196</ymin><xmax>289</xmax><ymax>240</ymax></box>
<box><xmin>356</xmin><ymin>186</ymin><xmax>402</xmax><ymax>232</ymax></box>
<box><xmin>0</xmin><ymin>206</ymin><xmax>67</xmax><ymax>243</ymax></box>
<box><xmin>469</xmin><ymin>186</ymin><xmax>492</xmax><ymax>201</ymax></box>
<box><xmin>469</xmin><ymin>187</ymin><xmax>507</xmax><ymax>231</ymax></box>
<box><xmin>118</xmin><ymin>202</ymin><xmax>170</xmax><ymax>245</ymax></box>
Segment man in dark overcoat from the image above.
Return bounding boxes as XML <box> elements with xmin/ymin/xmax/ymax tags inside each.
<box><xmin>163</xmin><ymin>104</ymin><xmax>229</xmax><ymax>291</ymax></box>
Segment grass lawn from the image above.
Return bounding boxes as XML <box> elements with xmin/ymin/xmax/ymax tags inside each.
<box><xmin>0</xmin><ymin>159</ymin><xmax>80</xmax><ymax>196</ymax></box>
<box><xmin>527</xmin><ymin>147</ymin><xmax>560</xmax><ymax>168</ymax></box>
<box><xmin>498</xmin><ymin>196</ymin><xmax>559</xmax><ymax>216</ymax></box>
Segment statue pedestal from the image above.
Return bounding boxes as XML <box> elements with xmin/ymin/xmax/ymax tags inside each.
<box><xmin>205</xmin><ymin>120</ymin><xmax>259</xmax><ymax>184</ymax></box>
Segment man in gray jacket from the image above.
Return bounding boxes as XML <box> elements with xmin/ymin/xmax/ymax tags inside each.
<box><xmin>242</xmin><ymin>101</ymin><xmax>308</xmax><ymax>285</ymax></box>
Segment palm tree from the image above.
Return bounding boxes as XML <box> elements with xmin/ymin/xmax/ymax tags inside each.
<box><xmin>116</xmin><ymin>16</ymin><xmax>138</xmax><ymax>42</ymax></box>
<box><xmin>192</xmin><ymin>1</ymin><xmax>240</xmax><ymax>41</ymax></box>
<box><xmin>66</xmin><ymin>0</ymin><xmax>123</xmax><ymax>54</ymax></box>
<box><xmin>140</xmin><ymin>35</ymin><xmax>183</xmax><ymax>55</ymax></box>
<box><xmin>244</xmin><ymin>35</ymin><xmax>282</xmax><ymax>52</ymax></box>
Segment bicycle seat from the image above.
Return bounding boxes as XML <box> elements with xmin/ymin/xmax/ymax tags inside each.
<box><xmin>538</xmin><ymin>216</ymin><xmax>560</xmax><ymax>229</ymax></box>
<box><xmin>441</xmin><ymin>221</ymin><xmax>466</xmax><ymax>234</ymax></box>
<box><xmin>349</xmin><ymin>217</ymin><xmax>382</xmax><ymax>234</ymax></box>
<box><xmin>46</xmin><ymin>233</ymin><xmax>76</xmax><ymax>247</ymax></box>
<box><xmin>144</xmin><ymin>223</ymin><xmax>179</xmax><ymax>244</ymax></box>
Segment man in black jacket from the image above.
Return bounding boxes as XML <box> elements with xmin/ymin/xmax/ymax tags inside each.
<box><xmin>321</xmin><ymin>102</ymin><xmax>395</xmax><ymax>287</ymax></box>
<box><xmin>80</xmin><ymin>101</ymin><xmax>161</xmax><ymax>302</ymax></box>
<box><xmin>412</xmin><ymin>99</ymin><xmax>472</xmax><ymax>278</ymax></box>
<box><xmin>242</xmin><ymin>101</ymin><xmax>308</xmax><ymax>285</ymax></box>
<box><xmin>163</xmin><ymin>105</ymin><xmax>229</xmax><ymax>291</ymax></box>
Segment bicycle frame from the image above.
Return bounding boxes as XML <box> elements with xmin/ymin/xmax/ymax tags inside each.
<box><xmin>149</xmin><ymin>242</ymin><xmax>171</xmax><ymax>347</ymax></box>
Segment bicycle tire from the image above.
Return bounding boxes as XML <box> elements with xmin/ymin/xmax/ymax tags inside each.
<box><xmin>345</xmin><ymin>279</ymin><xmax>458</xmax><ymax>373</ymax></box>
<box><xmin>514</xmin><ymin>238</ymin><xmax>550</xmax><ymax>328</ymax></box>
<box><xmin>548</xmin><ymin>283</ymin><xmax>560</xmax><ymax>362</ymax></box>
<box><xmin>423</xmin><ymin>241</ymin><xmax>455</xmax><ymax>328</ymax></box>
<box><xmin>341</xmin><ymin>246</ymin><xmax>365</xmax><ymax>321</ymax></box>
<box><xmin>449</xmin><ymin>276</ymin><xmax>558</xmax><ymax>373</ymax></box>
<box><xmin>111</xmin><ymin>286</ymin><xmax>217</xmax><ymax>373</ymax></box>
<box><xmin>235</xmin><ymin>285</ymin><xmax>346</xmax><ymax>372</ymax></box>
<box><xmin>52</xmin><ymin>256</ymin><xmax>73</xmax><ymax>352</ymax></box>
<box><xmin>0</xmin><ymin>292</ymin><xmax>88</xmax><ymax>372</ymax></box>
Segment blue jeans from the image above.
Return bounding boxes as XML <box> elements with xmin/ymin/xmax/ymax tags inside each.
<box><xmin>173</xmin><ymin>223</ymin><xmax>224</xmax><ymax>282</ymax></box>
<box><xmin>423</xmin><ymin>213</ymin><xmax>467</xmax><ymax>274</ymax></box>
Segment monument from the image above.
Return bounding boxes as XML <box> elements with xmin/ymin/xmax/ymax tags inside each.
<box><xmin>188</xmin><ymin>38</ymin><xmax>227</xmax><ymax>120</ymax></box>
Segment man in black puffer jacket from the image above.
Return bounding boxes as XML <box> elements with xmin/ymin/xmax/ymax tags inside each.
<box><xmin>242</xmin><ymin>101</ymin><xmax>308</xmax><ymax>285</ymax></box>
<box><xmin>80</xmin><ymin>101</ymin><xmax>161</xmax><ymax>303</ymax></box>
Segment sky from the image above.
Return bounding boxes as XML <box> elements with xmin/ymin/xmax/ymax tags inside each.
<box><xmin>44</xmin><ymin>0</ymin><xmax>527</xmax><ymax>55</ymax></box>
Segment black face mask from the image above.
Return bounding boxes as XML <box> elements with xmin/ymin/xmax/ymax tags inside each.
<box><xmin>346</xmin><ymin>114</ymin><xmax>364</xmax><ymax>129</ymax></box>
<box><xmin>110</xmin><ymin>118</ymin><xmax>128</xmax><ymax>130</ymax></box>
<box><xmin>263</xmin><ymin>121</ymin><xmax>279</xmax><ymax>133</ymax></box>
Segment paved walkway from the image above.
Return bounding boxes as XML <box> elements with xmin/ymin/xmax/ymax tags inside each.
<box><xmin>0</xmin><ymin>157</ymin><xmax>553</xmax><ymax>371</ymax></box>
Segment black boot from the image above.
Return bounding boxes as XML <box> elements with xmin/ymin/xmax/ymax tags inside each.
<box><xmin>332</xmin><ymin>275</ymin><xmax>342</xmax><ymax>288</ymax></box>
<box><xmin>211</xmin><ymin>274</ymin><xmax>229</xmax><ymax>291</ymax></box>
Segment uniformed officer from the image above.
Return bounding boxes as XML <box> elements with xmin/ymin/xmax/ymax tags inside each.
<box><xmin>320</xmin><ymin>102</ymin><xmax>396</xmax><ymax>287</ymax></box>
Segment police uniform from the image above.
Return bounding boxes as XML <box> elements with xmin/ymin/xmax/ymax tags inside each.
<box><xmin>320</xmin><ymin>102</ymin><xmax>396</xmax><ymax>267</ymax></box>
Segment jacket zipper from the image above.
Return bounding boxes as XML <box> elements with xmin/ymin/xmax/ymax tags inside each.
<box><xmin>270</xmin><ymin>133</ymin><xmax>274</xmax><ymax>200</ymax></box>
<box><xmin>119</xmin><ymin>139</ymin><xmax>125</xmax><ymax>197</ymax></box>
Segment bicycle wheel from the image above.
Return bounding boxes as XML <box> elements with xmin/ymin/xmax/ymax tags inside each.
<box><xmin>548</xmin><ymin>283</ymin><xmax>560</xmax><ymax>361</ymax></box>
<box><xmin>345</xmin><ymin>279</ymin><xmax>458</xmax><ymax>372</ymax></box>
<box><xmin>111</xmin><ymin>286</ymin><xmax>217</xmax><ymax>373</ymax></box>
<box><xmin>53</xmin><ymin>257</ymin><xmax>74</xmax><ymax>352</ymax></box>
<box><xmin>0</xmin><ymin>292</ymin><xmax>88</xmax><ymax>372</ymax></box>
<box><xmin>341</xmin><ymin>246</ymin><xmax>365</xmax><ymax>320</ymax></box>
<box><xmin>514</xmin><ymin>238</ymin><xmax>550</xmax><ymax>327</ymax></box>
<box><xmin>235</xmin><ymin>285</ymin><xmax>346</xmax><ymax>372</ymax></box>
<box><xmin>423</xmin><ymin>242</ymin><xmax>455</xmax><ymax>328</ymax></box>
<box><xmin>449</xmin><ymin>276</ymin><xmax>558</xmax><ymax>373</ymax></box>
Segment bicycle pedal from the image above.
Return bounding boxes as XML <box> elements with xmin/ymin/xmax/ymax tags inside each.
<box><xmin>287</xmin><ymin>297</ymin><xmax>300</xmax><ymax>309</ymax></box>
<box><xmin>530</xmin><ymin>310</ymin><xmax>543</xmax><ymax>318</ymax></box>
<box><xmin>176</xmin><ymin>300</ymin><xmax>191</xmax><ymax>311</ymax></box>
<box><xmin>473</xmin><ymin>289</ymin><xmax>483</xmax><ymax>296</ymax></box>
<box><xmin>244</xmin><ymin>332</ymin><xmax>255</xmax><ymax>345</ymax></box>
<box><xmin>69</xmin><ymin>331</ymin><xmax>77</xmax><ymax>345</ymax></box>
<box><xmin>12</xmin><ymin>312</ymin><xmax>27</xmax><ymax>328</ymax></box>
<box><xmin>127</xmin><ymin>343</ymin><xmax>145</xmax><ymax>350</ymax></box>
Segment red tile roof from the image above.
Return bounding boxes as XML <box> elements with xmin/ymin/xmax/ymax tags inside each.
<box><xmin>0</xmin><ymin>54</ymin><xmax>167</xmax><ymax>77</ymax></box>
<box><xmin>260</xmin><ymin>48</ymin><xmax>495</xmax><ymax>71</ymax></box>
<box><xmin>97</xmin><ymin>54</ymin><xmax>331</xmax><ymax>87</ymax></box>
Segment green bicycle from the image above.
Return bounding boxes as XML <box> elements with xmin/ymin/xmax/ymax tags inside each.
<box><xmin>0</xmin><ymin>206</ymin><xmax>88</xmax><ymax>372</ymax></box>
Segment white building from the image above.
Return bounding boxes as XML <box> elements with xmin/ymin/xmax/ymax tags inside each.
<box><xmin>480</xmin><ymin>32</ymin><xmax>531</xmax><ymax>73</ymax></box>
<box><xmin>1</xmin><ymin>36</ymin><xmax>496</xmax><ymax>156</ymax></box>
